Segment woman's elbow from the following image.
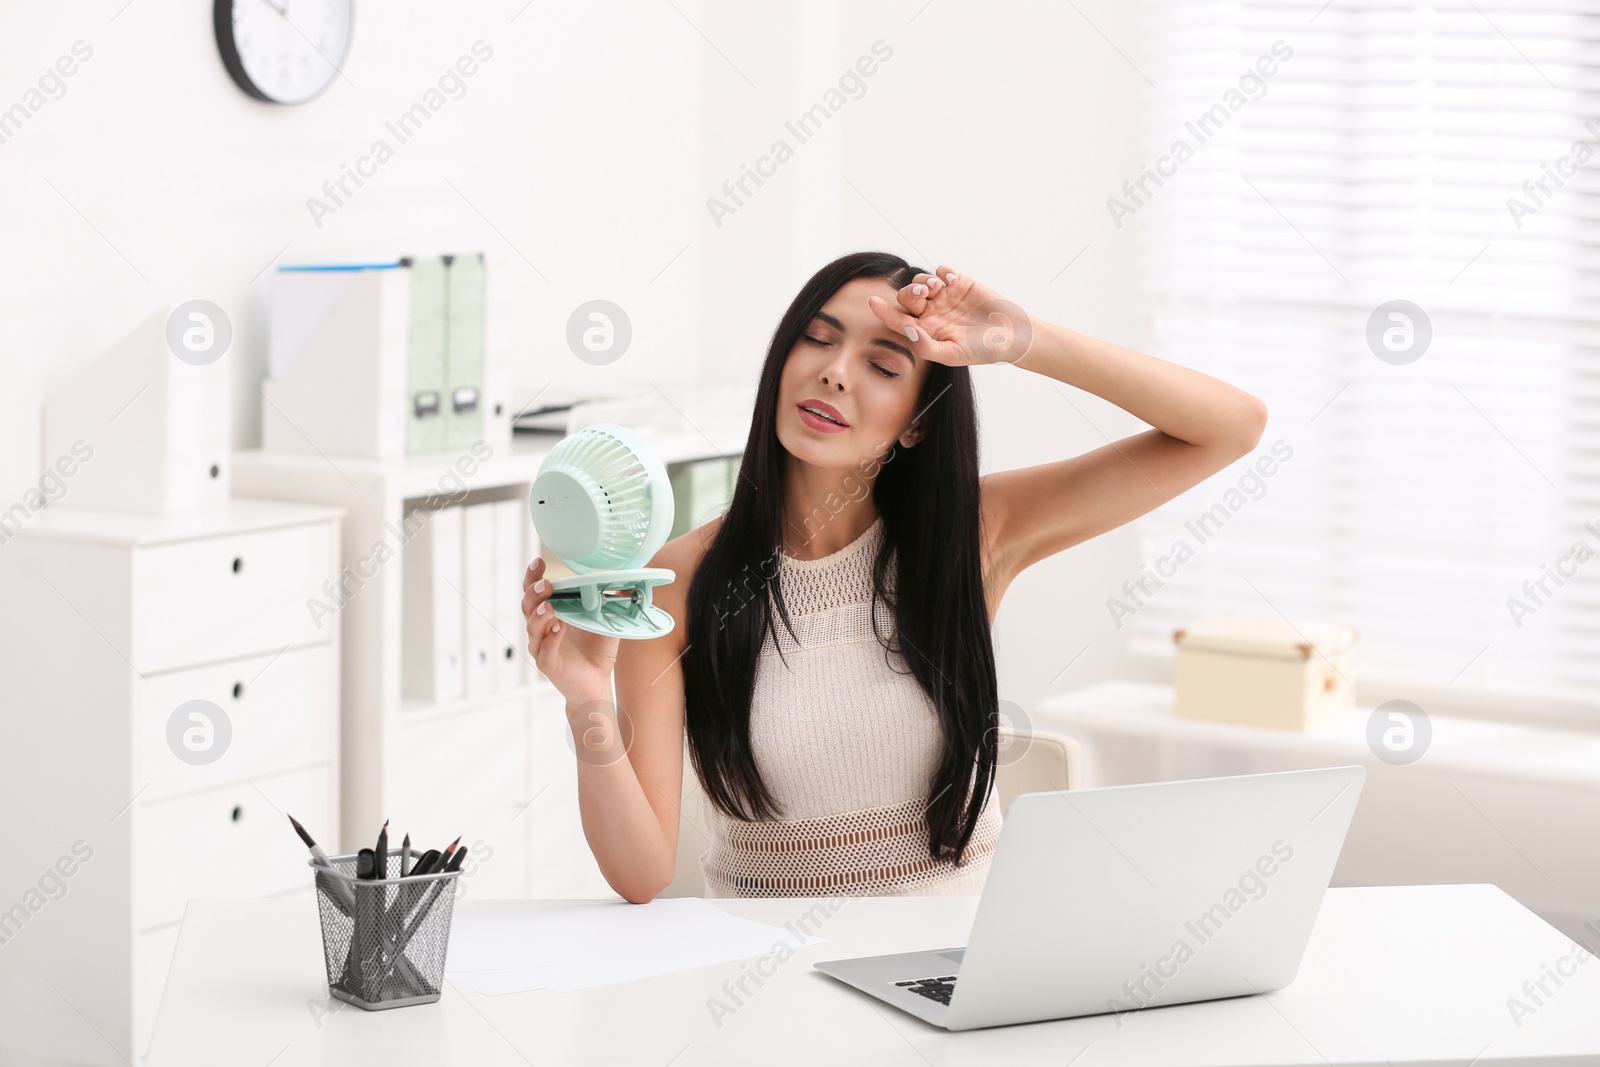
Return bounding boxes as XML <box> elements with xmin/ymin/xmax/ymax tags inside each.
<box><xmin>618</xmin><ymin>886</ymin><xmax>661</xmax><ymax>905</ymax></box>
<box><xmin>616</xmin><ymin>880</ymin><xmax>671</xmax><ymax>905</ymax></box>
<box><xmin>1232</xmin><ymin>393</ymin><xmax>1269</xmax><ymax>454</ymax></box>
<box><xmin>608</xmin><ymin>858</ymin><xmax>676</xmax><ymax>904</ymax></box>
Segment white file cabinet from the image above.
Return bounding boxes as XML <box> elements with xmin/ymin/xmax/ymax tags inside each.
<box><xmin>0</xmin><ymin>500</ymin><xmax>341</xmax><ymax>1067</ymax></box>
<box><xmin>232</xmin><ymin>429</ymin><xmax>747</xmax><ymax>907</ymax></box>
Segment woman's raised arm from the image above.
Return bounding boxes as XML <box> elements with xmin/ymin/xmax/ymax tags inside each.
<box><xmin>867</xmin><ymin>266</ymin><xmax>1268</xmax><ymax>584</ymax></box>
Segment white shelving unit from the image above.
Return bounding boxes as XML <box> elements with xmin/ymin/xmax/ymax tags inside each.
<box><xmin>232</xmin><ymin>426</ymin><xmax>747</xmax><ymax>903</ymax></box>
<box><xmin>0</xmin><ymin>499</ymin><xmax>342</xmax><ymax>1066</ymax></box>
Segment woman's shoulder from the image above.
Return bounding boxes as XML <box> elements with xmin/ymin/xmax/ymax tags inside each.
<box><xmin>645</xmin><ymin>513</ymin><xmax>725</xmax><ymax>631</ymax></box>
<box><xmin>653</xmin><ymin>512</ymin><xmax>722</xmax><ymax>578</ymax></box>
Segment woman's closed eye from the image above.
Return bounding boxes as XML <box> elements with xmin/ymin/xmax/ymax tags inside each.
<box><xmin>802</xmin><ymin>333</ymin><xmax>897</xmax><ymax>378</ymax></box>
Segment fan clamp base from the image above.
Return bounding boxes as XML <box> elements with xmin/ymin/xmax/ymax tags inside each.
<box><xmin>547</xmin><ymin>568</ymin><xmax>676</xmax><ymax>639</ymax></box>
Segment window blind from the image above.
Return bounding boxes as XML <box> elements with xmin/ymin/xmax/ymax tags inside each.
<box><xmin>1127</xmin><ymin>1</ymin><xmax>1600</xmax><ymax>717</ymax></box>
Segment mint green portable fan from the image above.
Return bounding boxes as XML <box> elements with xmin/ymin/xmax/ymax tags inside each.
<box><xmin>528</xmin><ymin>422</ymin><xmax>676</xmax><ymax>639</ymax></box>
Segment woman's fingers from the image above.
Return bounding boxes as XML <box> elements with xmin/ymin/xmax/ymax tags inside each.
<box><xmin>867</xmin><ymin>294</ymin><xmax>937</xmax><ymax>357</ymax></box>
<box><xmin>525</xmin><ymin>587</ymin><xmax>563</xmax><ymax>661</ymax></box>
<box><xmin>520</xmin><ymin>553</ymin><xmax>569</xmax><ymax>678</ymax></box>
<box><xmin>897</xmin><ymin>272</ymin><xmax>951</xmax><ymax>312</ymax></box>
<box><xmin>521</xmin><ymin>556</ymin><xmax>549</xmax><ymax>619</ymax></box>
<box><xmin>867</xmin><ymin>292</ymin><xmax>914</xmax><ymax>331</ymax></box>
<box><xmin>934</xmin><ymin>264</ymin><xmax>969</xmax><ymax>296</ymax></box>
<box><xmin>530</xmin><ymin>612</ymin><xmax>562</xmax><ymax>655</ymax></box>
<box><xmin>896</xmin><ymin>276</ymin><xmax>932</xmax><ymax>314</ymax></box>
<box><xmin>898</xmin><ymin>270</ymin><xmax>962</xmax><ymax>321</ymax></box>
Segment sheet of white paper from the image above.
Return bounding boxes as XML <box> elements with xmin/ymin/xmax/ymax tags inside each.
<box><xmin>444</xmin><ymin>898</ymin><xmax>827</xmax><ymax>995</ymax></box>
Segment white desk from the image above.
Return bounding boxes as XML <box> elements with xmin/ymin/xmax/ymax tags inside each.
<box><xmin>147</xmin><ymin>886</ymin><xmax>1600</xmax><ymax>1066</ymax></box>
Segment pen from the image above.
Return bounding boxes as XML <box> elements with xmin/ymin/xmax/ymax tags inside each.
<box><xmin>405</xmin><ymin>843</ymin><xmax>463</xmax><ymax>923</ymax></box>
<box><xmin>412</xmin><ymin>848</ymin><xmax>465</xmax><ymax>925</ymax></box>
<box><xmin>347</xmin><ymin>850</ymin><xmax>379</xmax><ymax>993</ymax></box>
<box><xmin>381</xmin><ymin>840</ymin><xmax>454</xmax><ymax>993</ymax></box>
<box><xmin>394</xmin><ymin>841</ymin><xmax>451</xmax><ymax>931</ymax></box>
<box><xmin>374</xmin><ymin>820</ymin><xmax>389</xmax><ymax>880</ymax></box>
<box><xmin>389</xmin><ymin>843</ymin><xmax>436</xmax><ymax>970</ymax></box>
<box><xmin>375</xmin><ymin>846</ymin><xmax>469</xmax><ymax>993</ymax></box>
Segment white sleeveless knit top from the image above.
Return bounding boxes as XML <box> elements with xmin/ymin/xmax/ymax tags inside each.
<box><xmin>699</xmin><ymin>515</ymin><xmax>1003</xmax><ymax>897</ymax></box>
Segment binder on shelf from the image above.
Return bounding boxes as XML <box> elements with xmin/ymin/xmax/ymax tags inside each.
<box><xmin>401</xmin><ymin>505</ymin><xmax>464</xmax><ymax>703</ymax></box>
<box><xmin>264</xmin><ymin>264</ymin><xmax>409</xmax><ymax>460</ymax></box>
<box><xmin>462</xmin><ymin>502</ymin><xmax>496</xmax><ymax>698</ymax></box>
<box><xmin>262</xmin><ymin>254</ymin><xmax>498</xmax><ymax>461</ymax></box>
<box><xmin>443</xmin><ymin>253</ymin><xmax>486</xmax><ymax>451</ymax></box>
<box><xmin>43</xmin><ymin>308</ymin><xmax>230</xmax><ymax>516</ymax></box>
<box><xmin>491</xmin><ymin>498</ymin><xmax>529</xmax><ymax>692</ymax></box>
<box><xmin>404</xmin><ymin>257</ymin><xmax>448</xmax><ymax>456</ymax></box>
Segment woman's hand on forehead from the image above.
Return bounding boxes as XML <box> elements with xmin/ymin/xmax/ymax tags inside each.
<box><xmin>866</xmin><ymin>266</ymin><xmax>1033</xmax><ymax>368</ymax></box>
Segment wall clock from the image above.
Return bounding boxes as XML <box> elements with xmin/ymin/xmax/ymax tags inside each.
<box><xmin>214</xmin><ymin>0</ymin><xmax>353</xmax><ymax>105</ymax></box>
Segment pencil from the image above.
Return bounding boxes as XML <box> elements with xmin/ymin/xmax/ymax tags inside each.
<box><xmin>439</xmin><ymin>836</ymin><xmax>462</xmax><ymax>868</ymax></box>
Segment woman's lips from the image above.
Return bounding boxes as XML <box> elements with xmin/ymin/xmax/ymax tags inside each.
<box><xmin>797</xmin><ymin>403</ymin><xmax>849</xmax><ymax>433</ymax></box>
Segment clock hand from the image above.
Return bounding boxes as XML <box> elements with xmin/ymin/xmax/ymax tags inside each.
<box><xmin>255</xmin><ymin>0</ymin><xmax>288</xmax><ymax>16</ymax></box>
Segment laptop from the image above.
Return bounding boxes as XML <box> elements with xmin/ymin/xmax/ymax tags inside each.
<box><xmin>813</xmin><ymin>765</ymin><xmax>1365</xmax><ymax>1031</ymax></box>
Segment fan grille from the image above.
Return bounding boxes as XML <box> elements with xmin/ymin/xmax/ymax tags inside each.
<box><xmin>551</xmin><ymin>428</ymin><xmax>654</xmax><ymax>570</ymax></box>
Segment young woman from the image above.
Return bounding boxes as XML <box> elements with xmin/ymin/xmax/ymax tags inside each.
<box><xmin>522</xmin><ymin>250</ymin><xmax>1266</xmax><ymax>903</ymax></box>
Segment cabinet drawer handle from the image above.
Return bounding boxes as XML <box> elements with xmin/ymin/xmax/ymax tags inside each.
<box><xmin>230</xmin><ymin>805</ymin><xmax>243</xmax><ymax>823</ymax></box>
<box><xmin>231</xmin><ymin>556</ymin><xmax>244</xmax><ymax>574</ymax></box>
<box><xmin>232</xmin><ymin>681</ymin><xmax>244</xmax><ymax>700</ymax></box>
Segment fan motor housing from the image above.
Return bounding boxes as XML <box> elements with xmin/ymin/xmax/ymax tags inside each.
<box><xmin>529</xmin><ymin>468</ymin><xmax>604</xmax><ymax>566</ymax></box>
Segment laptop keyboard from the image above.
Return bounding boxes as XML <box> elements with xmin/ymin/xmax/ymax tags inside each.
<box><xmin>894</xmin><ymin>975</ymin><xmax>958</xmax><ymax>1005</ymax></box>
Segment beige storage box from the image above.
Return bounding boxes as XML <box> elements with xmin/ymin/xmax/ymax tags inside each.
<box><xmin>1173</xmin><ymin>615</ymin><xmax>1357</xmax><ymax>731</ymax></box>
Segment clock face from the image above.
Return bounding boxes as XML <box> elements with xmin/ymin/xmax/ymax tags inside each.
<box><xmin>215</xmin><ymin>0</ymin><xmax>353</xmax><ymax>105</ymax></box>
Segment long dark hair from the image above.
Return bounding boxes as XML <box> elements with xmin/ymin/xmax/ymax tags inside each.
<box><xmin>681</xmin><ymin>250</ymin><xmax>998</xmax><ymax>864</ymax></box>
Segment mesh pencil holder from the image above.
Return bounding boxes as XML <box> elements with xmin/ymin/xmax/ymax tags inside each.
<box><xmin>310</xmin><ymin>851</ymin><xmax>462</xmax><ymax>1010</ymax></box>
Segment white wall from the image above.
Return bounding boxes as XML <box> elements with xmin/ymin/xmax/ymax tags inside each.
<box><xmin>0</xmin><ymin>0</ymin><xmax>704</xmax><ymax>499</ymax></box>
<box><xmin>833</xmin><ymin>0</ymin><xmax>1152</xmax><ymax>710</ymax></box>
<box><xmin>1</xmin><ymin>0</ymin><xmax>1149</xmax><ymax>700</ymax></box>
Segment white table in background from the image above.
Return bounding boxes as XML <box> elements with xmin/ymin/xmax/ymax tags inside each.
<box><xmin>146</xmin><ymin>885</ymin><xmax>1600</xmax><ymax>1066</ymax></box>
